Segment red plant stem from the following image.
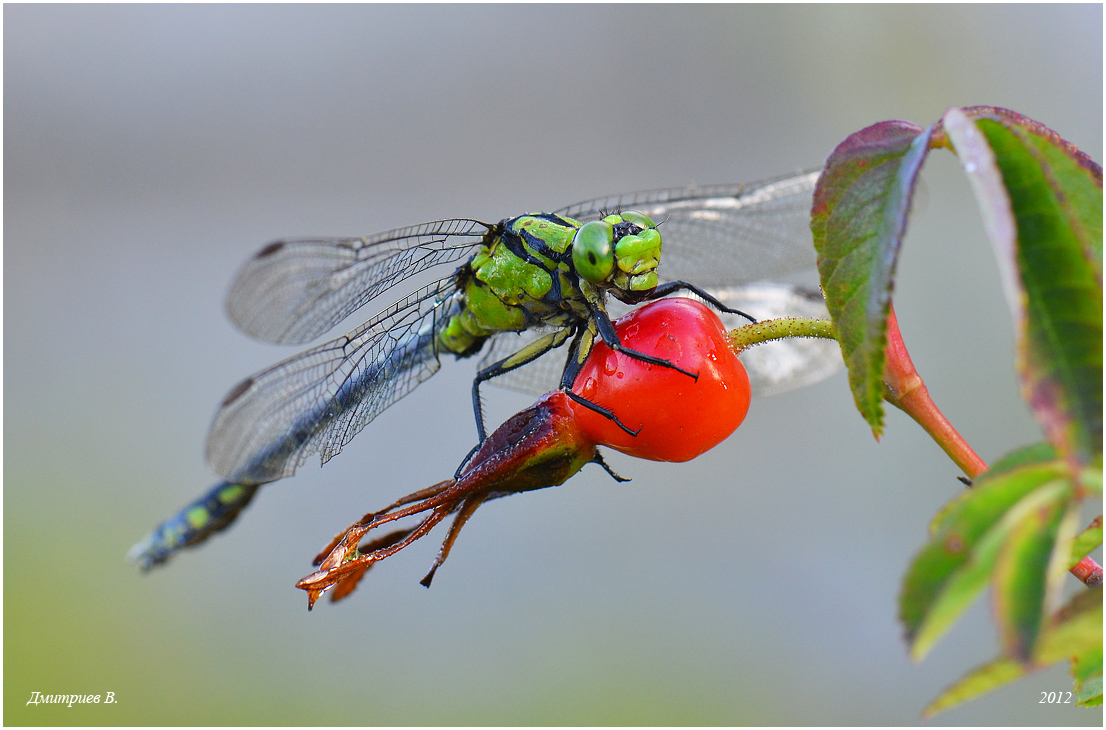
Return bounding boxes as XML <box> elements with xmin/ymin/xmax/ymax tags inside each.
<box><xmin>892</xmin><ymin>384</ymin><xmax>991</xmax><ymax>478</ymax></box>
<box><xmin>882</xmin><ymin>307</ymin><xmax>989</xmax><ymax>477</ymax></box>
<box><xmin>1070</xmin><ymin>556</ymin><xmax>1104</xmax><ymax>587</ymax></box>
<box><xmin>882</xmin><ymin>306</ymin><xmax>1102</xmax><ymax>587</ymax></box>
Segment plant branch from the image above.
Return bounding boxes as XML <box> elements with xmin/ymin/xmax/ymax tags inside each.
<box><xmin>734</xmin><ymin>310</ymin><xmax>1103</xmax><ymax>588</ymax></box>
<box><xmin>728</xmin><ymin>317</ymin><xmax>836</xmax><ymax>352</ymax></box>
<box><xmin>1069</xmin><ymin>556</ymin><xmax>1104</xmax><ymax>587</ymax></box>
<box><xmin>881</xmin><ymin>307</ymin><xmax>990</xmax><ymax>477</ymax></box>
<box><xmin>881</xmin><ymin>306</ymin><xmax>1102</xmax><ymax>588</ymax></box>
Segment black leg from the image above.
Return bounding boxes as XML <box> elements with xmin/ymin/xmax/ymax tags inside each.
<box><xmin>591</xmin><ymin>304</ymin><xmax>699</xmax><ymax>381</ymax></box>
<box><xmin>454</xmin><ymin>442</ymin><xmax>483</xmax><ymax>480</ymax></box>
<box><xmin>648</xmin><ymin>280</ymin><xmax>756</xmax><ymax>323</ymax></box>
<box><xmin>593</xmin><ymin>451</ymin><xmax>630</xmax><ymax>483</ymax></box>
<box><xmin>557</xmin><ymin>326</ymin><xmax>642</xmax><ymax>439</ymax></box>
<box><xmin>558</xmin><ymin>326</ymin><xmax>592</xmax><ymax>390</ymax></box>
<box><xmin>555</xmin><ymin>303</ymin><xmax>697</xmax><ymax>443</ymax></box>
<box><xmin>469</xmin><ymin>328</ymin><xmax>573</xmax><ymax>443</ymax></box>
<box><xmin>564</xmin><ymin>390</ymin><xmax>640</xmax><ymax>437</ymax></box>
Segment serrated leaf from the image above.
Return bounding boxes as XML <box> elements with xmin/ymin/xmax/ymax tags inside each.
<box><xmin>992</xmin><ymin>489</ymin><xmax>1076</xmax><ymax>660</ymax></box>
<box><xmin>902</xmin><ymin>463</ymin><xmax>1067</xmax><ymax>660</ymax></box>
<box><xmin>943</xmin><ymin>106</ymin><xmax>1103</xmax><ymax>468</ymax></box>
<box><xmin>1003</xmin><ymin>108</ymin><xmax>1104</xmax><ymax>272</ymax></box>
<box><xmin>922</xmin><ymin>657</ymin><xmax>1026</xmax><ymax>718</ymax></box>
<box><xmin>979</xmin><ymin>115</ymin><xmax>1104</xmax><ymax>464</ymax></box>
<box><xmin>1068</xmin><ymin>516</ymin><xmax>1103</xmax><ymax>569</ymax></box>
<box><xmin>811</xmin><ymin>120</ymin><xmax>933</xmax><ymax>437</ymax></box>
<box><xmin>1076</xmin><ymin>674</ymin><xmax>1103</xmax><ymax>707</ymax></box>
<box><xmin>923</xmin><ymin>586</ymin><xmax>1102</xmax><ymax>717</ymax></box>
<box><xmin>1061</xmin><ymin>593</ymin><xmax>1106</xmax><ymax>708</ymax></box>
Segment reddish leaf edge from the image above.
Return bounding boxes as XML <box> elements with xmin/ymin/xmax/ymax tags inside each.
<box><xmin>812</xmin><ymin>120</ymin><xmax>933</xmax><ymax>438</ymax></box>
<box><xmin>932</xmin><ymin>105</ymin><xmax>1103</xmax><ymax>185</ymax></box>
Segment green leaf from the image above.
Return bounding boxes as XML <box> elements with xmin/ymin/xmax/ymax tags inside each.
<box><xmin>928</xmin><ymin>443</ymin><xmax>1060</xmax><ymax>535</ymax></box>
<box><xmin>943</xmin><ymin>107</ymin><xmax>1103</xmax><ymax>468</ymax></box>
<box><xmin>1068</xmin><ymin>516</ymin><xmax>1103</xmax><ymax>569</ymax></box>
<box><xmin>901</xmin><ymin>462</ymin><xmax>1067</xmax><ymax>660</ymax></box>
<box><xmin>811</xmin><ymin>120</ymin><xmax>933</xmax><ymax>437</ymax></box>
<box><xmin>928</xmin><ymin>459</ymin><xmax>1068</xmax><ymax>536</ymax></box>
<box><xmin>992</xmin><ymin>489</ymin><xmax>1076</xmax><ymax>660</ymax></box>
<box><xmin>922</xmin><ymin>657</ymin><xmax>1026</xmax><ymax>718</ymax></box>
<box><xmin>1072</xmin><ymin>646</ymin><xmax>1103</xmax><ymax>681</ymax></box>
<box><xmin>923</xmin><ymin>586</ymin><xmax>1102</xmax><ymax>717</ymax></box>
<box><xmin>947</xmin><ymin>105</ymin><xmax>1103</xmax><ymax>278</ymax></box>
<box><xmin>1036</xmin><ymin>585</ymin><xmax>1103</xmax><ymax>664</ymax></box>
<box><xmin>1080</xmin><ymin>461</ymin><xmax>1103</xmax><ymax>496</ymax></box>
<box><xmin>1027</xmin><ymin>142</ymin><xmax>1102</xmax><ymax>274</ymax></box>
<box><xmin>1076</xmin><ymin>674</ymin><xmax>1103</xmax><ymax>707</ymax></box>
<box><xmin>1043</xmin><ymin>586</ymin><xmax>1103</xmax><ymax>706</ymax></box>
<box><xmin>979</xmin><ymin>442</ymin><xmax>1059</xmax><ymax>480</ymax></box>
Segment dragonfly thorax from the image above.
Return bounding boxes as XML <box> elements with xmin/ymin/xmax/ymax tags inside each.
<box><xmin>437</xmin><ymin>213</ymin><xmax>586</xmax><ymax>356</ymax></box>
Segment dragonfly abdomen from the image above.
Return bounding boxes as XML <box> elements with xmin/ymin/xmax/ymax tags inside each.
<box><xmin>128</xmin><ymin>481</ymin><xmax>260</xmax><ymax>569</ymax></box>
<box><xmin>214</xmin><ymin>316</ymin><xmax>446</xmax><ymax>485</ymax></box>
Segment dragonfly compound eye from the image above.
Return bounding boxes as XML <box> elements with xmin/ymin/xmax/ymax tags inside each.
<box><xmin>619</xmin><ymin>210</ymin><xmax>656</xmax><ymax>230</ymax></box>
<box><xmin>573</xmin><ymin>220</ymin><xmax>616</xmax><ymax>284</ymax></box>
<box><xmin>614</xmin><ymin>227</ymin><xmax>661</xmax><ymax>275</ymax></box>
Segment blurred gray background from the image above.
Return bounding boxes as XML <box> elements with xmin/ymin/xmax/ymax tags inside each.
<box><xmin>5</xmin><ymin>4</ymin><xmax>1102</xmax><ymax>725</ymax></box>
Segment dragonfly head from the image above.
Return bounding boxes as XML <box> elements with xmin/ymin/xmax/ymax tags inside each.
<box><xmin>571</xmin><ymin>210</ymin><xmax>661</xmax><ymax>298</ymax></box>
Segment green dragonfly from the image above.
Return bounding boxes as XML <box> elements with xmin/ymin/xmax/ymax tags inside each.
<box><xmin>129</xmin><ymin>169</ymin><xmax>840</xmax><ymax>569</ymax></box>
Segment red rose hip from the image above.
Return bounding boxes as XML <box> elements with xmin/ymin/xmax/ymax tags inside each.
<box><xmin>569</xmin><ymin>298</ymin><xmax>751</xmax><ymax>462</ymax></box>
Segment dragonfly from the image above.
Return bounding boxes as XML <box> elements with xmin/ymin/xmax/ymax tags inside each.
<box><xmin>129</xmin><ymin>169</ymin><xmax>841</xmax><ymax>569</ymax></box>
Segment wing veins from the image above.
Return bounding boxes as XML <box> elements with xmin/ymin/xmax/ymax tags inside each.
<box><xmin>209</xmin><ymin>278</ymin><xmax>459</xmax><ymax>483</ymax></box>
<box><xmin>227</xmin><ymin>218</ymin><xmax>489</xmax><ymax>345</ymax></box>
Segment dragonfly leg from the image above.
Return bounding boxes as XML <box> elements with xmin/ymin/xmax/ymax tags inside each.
<box><xmin>647</xmin><ymin>280</ymin><xmax>757</xmax><ymax>323</ymax></box>
<box><xmin>590</xmin><ymin>304</ymin><xmax>699</xmax><ymax>381</ymax></box>
<box><xmin>564</xmin><ymin>390</ymin><xmax>640</xmax><ymax>437</ymax></box>
<box><xmin>558</xmin><ymin>321</ymin><xmax>593</xmax><ymax>390</ymax></box>
<box><xmin>454</xmin><ymin>442</ymin><xmax>483</xmax><ymax>480</ymax></box>
<box><xmin>557</xmin><ymin>319</ymin><xmax>642</xmax><ymax>439</ymax></box>
<box><xmin>455</xmin><ymin>327</ymin><xmax>569</xmax><ymax>478</ymax></box>
<box><xmin>592</xmin><ymin>451</ymin><xmax>630</xmax><ymax>483</ymax></box>
<box><xmin>462</xmin><ymin>326</ymin><xmax>574</xmax><ymax>469</ymax></box>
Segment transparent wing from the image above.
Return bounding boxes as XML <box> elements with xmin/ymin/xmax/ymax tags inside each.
<box><xmin>483</xmin><ymin>284</ymin><xmax>841</xmax><ymax>399</ymax></box>
<box><xmin>556</xmin><ymin>170</ymin><xmax>820</xmax><ymax>286</ymax></box>
<box><xmin>705</xmin><ymin>284</ymin><xmax>842</xmax><ymax>397</ymax></box>
<box><xmin>207</xmin><ymin>278</ymin><xmax>462</xmax><ymax>484</ymax></box>
<box><xmin>226</xmin><ymin>218</ymin><xmax>491</xmax><ymax>345</ymax></box>
<box><xmin>478</xmin><ymin>328</ymin><xmax>571</xmax><ymax>397</ymax></box>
